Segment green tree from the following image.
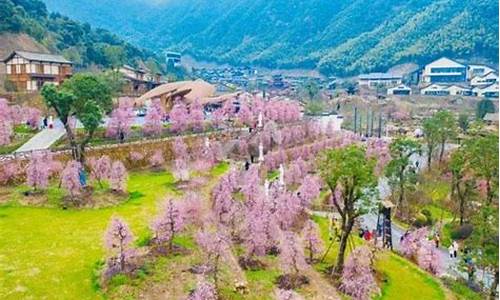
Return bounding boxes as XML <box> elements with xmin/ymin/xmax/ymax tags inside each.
<box><xmin>476</xmin><ymin>99</ymin><xmax>496</xmax><ymax>119</ymax></box>
<box><xmin>434</xmin><ymin>110</ymin><xmax>458</xmax><ymax>162</ymax></box>
<box><xmin>449</xmin><ymin>147</ymin><xmax>475</xmax><ymax>225</ymax></box>
<box><xmin>385</xmin><ymin>138</ymin><xmax>421</xmax><ymax>215</ymax></box>
<box><xmin>41</xmin><ymin>73</ymin><xmax>112</xmax><ymax>163</ymax></box>
<box><xmin>464</xmin><ymin>206</ymin><xmax>499</xmax><ymax>299</ymax></box>
<box><xmin>318</xmin><ymin>145</ymin><xmax>377</xmax><ymax>276</ymax></box>
<box><xmin>457</xmin><ymin>113</ymin><xmax>469</xmax><ymax>133</ymax></box>
<box><xmin>464</xmin><ymin>133</ymin><xmax>499</xmax><ymax>205</ymax></box>
<box><xmin>422</xmin><ymin>117</ymin><xmax>439</xmax><ymax>168</ymax></box>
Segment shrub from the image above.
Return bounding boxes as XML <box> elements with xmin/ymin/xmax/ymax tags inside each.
<box><xmin>450</xmin><ymin>224</ymin><xmax>473</xmax><ymax>240</ymax></box>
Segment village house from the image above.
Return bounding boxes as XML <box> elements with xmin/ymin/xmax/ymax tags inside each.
<box><xmin>2</xmin><ymin>50</ymin><xmax>72</xmax><ymax>92</ymax></box>
<box><xmin>470</xmin><ymin>71</ymin><xmax>498</xmax><ymax>87</ymax></box>
<box><xmin>422</xmin><ymin>57</ymin><xmax>467</xmax><ymax>84</ymax></box>
<box><xmin>387</xmin><ymin>84</ymin><xmax>412</xmax><ymax>96</ymax></box>
<box><xmin>420</xmin><ymin>84</ymin><xmax>450</xmax><ymax>96</ymax></box>
<box><xmin>165</xmin><ymin>51</ymin><xmax>182</xmax><ymax>68</ymax></box>
<box><xmin>358</xmin><ymin>73</ymin><xmax>402</xmax><ymax>88</ymax></box>
<box><xmin>119</xmin><ymin>65</ymin><xmax>162</xmax><ymax>96</ymax></box>
<box><xmin>467</xmin><ymin>64</ymin><xmax>496</xmax><ymax>80</ymax></box>
<box><xmin>473</xmin><ymin>82</ymin><xmax>499</xmax><ymax>98</ymax></box>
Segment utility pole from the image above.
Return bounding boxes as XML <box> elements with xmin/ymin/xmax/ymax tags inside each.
<box><xmin>370</xmin><ymin>109</ymin><xmax>374</xmax><ymax>137</ymax></box>
<box><xmin>353</xmin><ymin>107</ymin><xmax>358</xmax><ymax>134</ymax></box>
<box><xmin>378</xmin><ymin>111</ymin><xmax>382</xmax><ymax>138</ymax></box>
<box><xmin>359</xmin><ymin>114</ymin><xmax>363</xmax><ymax>137</ymax></box>
<box><xmin>365</xmin><ymin>109</ymin><xmax>370</xmax><ymax>137</ymax></box>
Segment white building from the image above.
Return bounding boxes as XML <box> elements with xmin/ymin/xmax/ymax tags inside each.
<box><xmin>446</xmin><ymin>84</ymin><xmax>473</xmax><ymax>96</ymax></box>
<box><xmin>473</xmin><ymin>83</ymin><xmax>499</xmax><ymax>98</ymax></box>
<box><xmin>470</xmin><ymin>71</ymin><xmax>498</xmax><ymax>87</ymax></box>
<box><xmin>422</xmin><ymin>57</ymin><xmax>467</xmax><ymax>83</ymax></box>
<box><xmin>387</xmin><ymin>84</ymin><xmax>412</xmax><ymax>96</ymax></box>
<box><xmin>358</xmin><ymin>73</ymin><xmax>402</xmax><ymax>88</ymax></box>
<box><xmin>468</xmin><ymin>64</ymin><xmax>496</xmax><ymax>80</ymax></box>
<box><xmin>421</xmin><ymin>84</ymin><xmax>450</xmax><ymax>96</ymax></box>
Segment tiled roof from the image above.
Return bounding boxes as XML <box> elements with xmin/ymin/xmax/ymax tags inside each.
<box><xmin>5</xmin><ymin>50</ymin><xmax>72</xmax><ymax>64</ymax></box>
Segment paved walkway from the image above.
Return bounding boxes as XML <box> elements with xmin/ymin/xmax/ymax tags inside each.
<box><xmin>15</xmin><ymin>120</ymin><xmax>66</xmax><ymax>153</ymax></box>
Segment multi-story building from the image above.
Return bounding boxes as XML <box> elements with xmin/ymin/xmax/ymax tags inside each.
<box><xmin>3</xmin><ymin>50</ymin><xmax>72</xmax><ymax>92</ymax></box>
<box><xmin>422</xmin><ymin>57</ymin><xmax>467</xmax><ymax>83</ymax></box>
<box><xmin>165</xmin><ymin>51</ymin><xmax>181</xmax><ymax>68</ymax></box>
<box><xmin>467</xmin><ymin>64</ymin><xmax>496</xmax><ymax>80</ymax></box>
<box><xmin>470</xmin><ymin>71</ymin><xmax>498</xmax><ymax>87</ymax></box>
<box><xmin>119</xmin><ymin>65</ymin><xmax>162</xmax><ymax>95</ymax></box>
<box><xmin>358</xmin><ymin>73</ymin><xmax>402</xmax><ymax>88</ymax></box>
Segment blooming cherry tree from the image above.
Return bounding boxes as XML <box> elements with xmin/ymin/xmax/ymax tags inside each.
<box><xmin>61</xmin><ymin>160</ymin><xmax>83</xmax><ymax>199</ymax></box>
<box><xmin>143</xmin><ymin>99</ymin><xmax>165</xmax><ymax>136</ymax></box>
<box><xmin>149</xmin><ymin>150</ymin><xmax>165</xmax><ymax>169</ymax></box>
<box><xmin>88</xmin><ymin>155</ymin><xmax>111</xmax><ymax>186</ymax></box>
<box><xmin>106</xmin><ymin>100</ymin><xmax>135</xmax><ymax>140</ymax></box>
<box><xmin>26</xmin><ymin>151</ymin><xmax>51</xmax><ymax>191</ymax></box>
<box><xmin>170</xmin><ymin>102</ymin><xmax>189</xmax><ymax>133</ymax></box>
<box><xmin>339</xmin><ymin>246</ymin><xmax>379</xmax><ymax>300</ymax></box>
<box><xmin>104</xmin><ymin>216</ymin><xmax>136</xmax><ymax>273</ymax></box>
<box><xmin>301</xmin><ymin>219</ymin><xmax>324</xmax><ymax>262</ymax></box>
<box><xmin>151</xmin><ymin>198</ymin><xmax>186</xmax><ymax>252</ymax></box>
<box><xmin>188</xmin><ymin>278</ymin><xmax>217</xmax><ymax>300</ymax></box>
<box><xmin>109</xmin><ymin>160</ymin><xmax>127</xmax><ymax>193</ymax></box>
<box><xmin>279</xmin><ymin>231</ymin><xmax>307</xmax><ymax>275</ymax></box>
<box><xmin>189</xmin><ymin>99</ymin><xmax>205</xmax><ymax>132</ymax></box>
<box><xmin>196</xmin><ymin>229</ymin><xmax>232</xmax><ymax>286</ymax></box>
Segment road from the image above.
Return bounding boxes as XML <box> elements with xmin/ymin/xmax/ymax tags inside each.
<box><xmin>15</xmin><ymin>120</ymin><xmax>66</xmax><ymax>153</ymax></box>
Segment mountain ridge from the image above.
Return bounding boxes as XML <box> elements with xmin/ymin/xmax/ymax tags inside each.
<box><xmin>43</xmin><ymin>0</ymin><xmax>499</xmax><ymax>76</ymax></box>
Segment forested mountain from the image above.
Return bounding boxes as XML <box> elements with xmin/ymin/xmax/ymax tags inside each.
<box><xmin>0</xmin><ymin>0</ymin><xmax>164</xmax><ymax>71</ymax></box>
<box><xmin>43</xmin><ymin>0</ymin><xmax>498</xmax><ymax>76</ymax></box>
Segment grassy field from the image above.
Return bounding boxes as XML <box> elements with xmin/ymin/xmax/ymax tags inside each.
<box><xmin>0</xmin><ymin>168</ymin><xmax>189</xmax><ymax>299</ymax></box>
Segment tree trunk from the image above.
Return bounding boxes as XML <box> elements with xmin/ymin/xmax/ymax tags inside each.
<box><xmin>427</xmin><ymin>145</ymin><xmax>433</xmax><ymax>169</ymax></box>
<box><xmin>489</xmin><ymin>269</ymin><xmax>499</xmax><ymax>300</ymax></box>
<box><xmin>332</xmin><ymin>218</ymin><xmax>354</xmax><ymax>277</ymax></box>
<box><xmin>439</xmin><ymin>140</ymin><xmax>445</xmax><ymax>162</ymax></box>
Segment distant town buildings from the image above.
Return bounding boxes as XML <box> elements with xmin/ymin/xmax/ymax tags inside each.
<box><xmin>422</xmin><ymin>57</ymin><xmax>467</xmax><ymax>83</ymax></box>
<box><xmin>2</xmin><ymin>50</ymin><xmax>72</xmax><ymax>92</ymax></box>
<box><xmin>358</xmin><ymin>73</ymin><xmax>402</xmax><ymax>88</ymax></box>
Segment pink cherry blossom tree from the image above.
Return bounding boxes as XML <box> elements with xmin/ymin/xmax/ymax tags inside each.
<box><xmin>196</xmin><ymin>229</ymin><xmax>232</xmax><ymax>286</ymax></box>
<box><xmin>151</xmin><ymin>198</ymin><xmax>186</xmax><ymax>252</ymax></box>
<box><xmin>106</xmin><ymin>100</ymin><xmax>135</xmax><ymax>140</ymax></box>
<box><xmin>170</xmin><ymin>102</ymin><xmax>190</xmax><ymax>133</ymax></box>
<box><xmin>275</xmin><ymin>289</ymin><xmax>304</xmax><ymax>300</ymax></box>
<box><xmin>26</xmin><ymin>151</ymin><xmax>50</xmax><ymax>191</ymax></box>
<box><xmin>149</xmin><ymin>150</ymin><xmax>165</xmax><ymax>169</ymax></box>
<box><xmin>61</xmin><ymin>160</ymin><xmax>82</xmax><ymax>199</ymax></box>
<box><xmin>0</xmin><ymin>160</ymin><xmax>22</xmax><ymax>185</ymax></box>
<box><xmin>104</xmin><ymin>216</ymin><xmax>136</xmax><ymax>273</ymax></box>
<box><xmin>0</xmin><ymin>119</ymin><xmax>12</xmax><ymax>146</ymax></box>
<box><xmin>109</xmin><ymin>160</ymin><xmax>127</xmax><ymax>193</ymax></box>
<box><xmin>189</xmin><ymin>99</ymin><xmax>205</xmax><ymax>132</ymax></box>
<box><xmin>173</xmin><ymin>138</ymin><xmax>190</xmax><ymax>181</ymax></box>
<box><xmin>238</xmin><ymin>103</ymin><xmax>254</xmax><ymax>127</ymax></box>
<box><xmin>297</xmin><ymin>175</ymin><xmax>322</xmax><ymax>208</ymax></box>
<box><xmin>188</xmin><ymin>278</ymin><xmax>217</xmax><ymax>300</ymax></box>
<box><xmin>301</xmin><ymin>219</ymin><xmax>324</xmax><ymax>262</ymax></box>
<box><xmin>88</xmin><ymin>155</ymin><xmax>112</xmax><ymax>186</ymax></box>
<box><xmin>279</xmin><ymin>231</ymin><xmax>307</xmax><ymax>275</ymax></box>
<box><xmin>400</xmin><ymin>227</ymin><xmax>429</xmax><ymax>260</ymax></box>
<box><xmin>417</xmin><ymin>239</ymin><xmax>442</xmax><ymax>275</ymax></box>
<box><xmin>22</xmin><ymin>107</ymin><xmax>41</xmax><ymax>129</ymax></box>
<box><xmin>143</xmin><ymin>99</ymin><xmax>165</xmax><ymax>136</ymax></box>
<box><xmin>339</xmin><ymin>246</ymin><xmax>379</xmax><ymax>300</ymax></box>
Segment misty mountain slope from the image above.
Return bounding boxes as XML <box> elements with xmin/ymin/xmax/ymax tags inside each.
<box><xmin>43</xmin><ymin>0</ymin><xmax>499</xmax><ymax>75</ymax></box>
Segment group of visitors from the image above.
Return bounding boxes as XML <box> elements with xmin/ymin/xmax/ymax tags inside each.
<box><xmin>41</xmin><ymin>116</ymin><xmax>54</xmax><ymax>129</ymax></box>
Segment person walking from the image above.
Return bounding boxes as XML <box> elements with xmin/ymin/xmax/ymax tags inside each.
<box><xmin>452</xmin><ymin>240</ymin><xmax>459</xmax><ymax>258</ymax></box>
<box><xmin>434</xmin><ymin>233</ymin><xmax>440</xmax><ymax>248</ymax></box>
<box><xmin>48</xmin><ymin>115</ymin><xmax>54</xmax><ymax>129</ymax></box>
<box><xmin>448</xmin><ymin>244</ymin><xmax>454</xmax><ymax>258</ymax></box>
<box><xmin>43</xmin><ymin>116</ymin><xmax>48</xmax><ymax>129</ymax></box>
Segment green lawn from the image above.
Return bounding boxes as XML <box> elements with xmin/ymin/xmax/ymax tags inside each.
<box><xmin>0</xmin><ymin>170</ymin><xmax>179</xmax><ymax>299</ymax></box>
<box><xmin>375</xmin><ymin>253</ymin><xmax>446</xmax><ymax>300</ymax></box>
